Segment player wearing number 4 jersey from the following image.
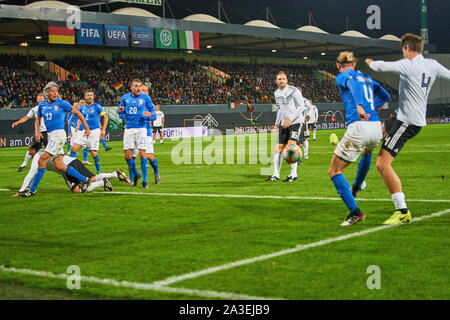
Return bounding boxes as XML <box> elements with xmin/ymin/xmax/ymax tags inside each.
<box><xmin>366</xmin><ymin>33</ymin><xmax>450</xmax><ymax>225</ymax></box>
<box><xmin>329</xmin><ymin>51</ymin><xmax>391</xmax><ymax>226</ymax></box>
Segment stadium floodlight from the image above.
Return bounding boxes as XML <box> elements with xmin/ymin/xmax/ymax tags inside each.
<box><xmin>303</xmin><ymin>56</ymin><xmax>308</xmax><ymax>59</ymax></box>
<box><xmin>35</xmin><ymin>35</ymin><xmax>42</xmax><ymax>40</ymax></box>
<box><xmin>321</xmin><ymin>52</ymin><xmax>326</xmax><ymax>55</ymax></box>
<box><xmin>133</xmin><ymin>41</ymin><xmax>140</xmax><ymax>44</ymax></box>
<box><xmin>272</xmin><ymin>49</ymin><xmax>277</xmax><ymax>52</ymax></box>
<box><xmin>19</xmin><ymin>42</ymin><xmax>28</xmax><ymax>47</ymax></box>
<box><xmin>206</xmin><ymin>45</ymin><xmax>213</xmax><ymax>49</ymax></box>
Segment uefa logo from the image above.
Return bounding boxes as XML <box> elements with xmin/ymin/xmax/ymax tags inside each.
<box><xmin>160</xmin><ymin>29</ymin><xmax>172</xmax><ymax>47</ymax></box>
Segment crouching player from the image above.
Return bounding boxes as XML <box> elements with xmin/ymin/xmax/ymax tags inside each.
<box><xmin>329</xmin><ymin>51</ymin><xmax>390</xmax><ymax>226</ymax></box>
<box><xmin>15</xmin><ymin>142</ymin><xmax>131</xmax><ymax>195</ymax></box>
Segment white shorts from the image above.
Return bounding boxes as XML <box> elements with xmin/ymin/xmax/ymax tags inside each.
<box><xmin>45</xmin><ymin>129</ymin><xmax>66</xmax><ymax>157</ymax></box>
<box><xmin>124</xmin><ymin>128</ymin><xmax>147</xmax><ymax>151</ymax></box>
<box><xmin>334</xmin><ymin>121</ymin><xmax>382</xmax><ymax>163</ymax></box>
<box><xmin>73</xmin><ymin>128</ymin><xmax>101</xmax><ymax>151</ymax></box>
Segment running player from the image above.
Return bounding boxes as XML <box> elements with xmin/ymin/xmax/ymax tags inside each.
<box><xmin>266</xmin><ymin>71</ymin><xmax>307</xmax><ymax>182</ymax></box>
<box><xmin>152</xmin><ymin>104</ymin><xmax>165</xmax><ymax>144</ymax></box>
<box><xmin>15</xmin><ymin>141</ymin><xmax>130</xmax><ymax>195</ymax></box>
<box><xmin>12</xmin><ymin>93</ymin><xmax>47</xmax><ymax>171</ymax></box>
<box><xmin>70</xmin><ymin>90</ymin><xmax>108</xmax><ymax>174</ymax></box>
<box><xmin>140</xmin><ymin>84</ymin><xmax>161</xmax><ymax>185</ymax></box>
<box><xmin>366</xmin><ymin>33</ymin><xmax>450</xmax><ymax>224</ymax></box>
<box><xmin>19</xmin><ymin>82</ymin><xmax>92</xmax><ymax>197</ymax></box>
<box><xmin>117</xmin><ymin>79</ymin><xmax>155</xmax><ymax>188</ymax></box>
<box><xmin>330</xmin><ymin>51</ymin><xmax>390</xmax><ymax>226</ymax></box>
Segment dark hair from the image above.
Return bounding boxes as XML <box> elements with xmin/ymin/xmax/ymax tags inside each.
<box><xmin>84</xmin><ymin>89</ymin><xmax>95</xmax><ymax>97</ymax></box>
<box><xmin>131</xmin><ymin>78</ymin><xmax>142</xmax><ymax>85</ymax></box>
<box><xmin>28</xmin><ymin>141</ymin><xmax>42</xmax><ymax>152</ymax></box>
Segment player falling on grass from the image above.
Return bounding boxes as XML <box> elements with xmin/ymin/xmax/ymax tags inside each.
<box><xmin>19</xmin><ymin>82</ymin><xmax>92</xmax><ymax>197</ymax></box>
<box><xmin>12</xmin><ymin>93</ymin><xmax>47</xmax><ymax>172</ymax></box>
<box><xmin>152</xmin><ymin>104</ymin><xmax>165</xmax><ymax>145</ymax></box>
<box><xmin>330</xmin><ymin>51</ymin><xmax>391</xmax><ymax>226</ymax></box>
<box><xmin>366</xmin><ymin>33</ymin><xmax>450</xmax><ymax>224</ymax></box>
<box><xmin>15</xmin><ymin>141</ymin><xmax>130</xmax><ymax>195</ymax></box>
<box><xmin>117</xmin><ymin>78</ymin><xmax>155</xmax><ymax>188</ymax></box>
<box><xmin>140</xmin><ymin>84</ymin><xmax>161</xmax><ymax>185</ymax></box>
<box><xmin>266</xmin><ymin>71</ymin><xmax>307</xmax><ymax>182</ymax></box>
<box><xmin>70</xmin><ymin>90</ymin><xmax>108</xmax><ymax>174</ymax></box>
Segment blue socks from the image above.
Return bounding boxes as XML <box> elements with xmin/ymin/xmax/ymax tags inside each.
<box><xmin>100</xmin><ymin>139</ymin><xmax>108</xmax><ymax>150</ymax></box>
<box><xmin>141</xmin><ymin>158</ymin><xmax>148</xmax><ymax>183</ymax></box>
<box><xmin>70</xmin><ymin>151</ymin><xmax>77</xmax><ymax>158</ymax></box>
<box><xmin>331</xmin><ymin>174</ymin><xmax>358</xmax><ymax>213</ymax></box>
<box><xmin>126</xmin><ymin>158</ymin><xmax>139</xmax><ymax>181</ymax></box>
<box><xmin>66</xmin><ymin>165</ymin><xmax>87</xmax><ymax>183</ymax></box>
<box><xmin>354</xmin><ymin>153</ymin><xmax>372</xmax><ymax>189</ymax></box>
<box><xmin>30</xmin><ymin>168</ymin><xmax>46</xmax><ymax>192</ymax></box>
<box><xmin>150</xmin><ymin>158</ymin><xmax>159</xmax><ymax>175</ymax></box>
<box><xmin>67</xmin><ymin>142</ymin><xmax>71</xmax><ymax>152</ymax></box>
<box><xmin>83</xmin><ymin>149</ymin><xmax>89</xmax><ymax>162</ymax></box>
<box><xmin>93</xmin><ymin>155</ymin><xmax>101</xmax><ymax>173</ymax></box>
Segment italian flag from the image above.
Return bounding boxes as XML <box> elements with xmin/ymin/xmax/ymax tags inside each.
<box><xmin>179</xmin><ymin>30</ymin><xmax>200</xmax><ymax>50</ymax></box>
<box><xmin>228</xmin><ymin>103</ymin><xmax>238</xmax><ymax>109</ymax></box>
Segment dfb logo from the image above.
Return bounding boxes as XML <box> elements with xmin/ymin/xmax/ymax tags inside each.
<box><xmin>366</xmin><ymin>5</ymin><xmax>381</xmax><ymax>30</ymax></box>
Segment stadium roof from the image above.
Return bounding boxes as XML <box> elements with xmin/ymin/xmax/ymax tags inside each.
<box><xmin>0</xmin><ymin>2</ymin><xmax>434</xmax><ymax>59</ymax></box>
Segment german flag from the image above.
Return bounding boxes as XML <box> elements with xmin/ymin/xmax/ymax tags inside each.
<box><xmin>48</xmin><ymin>21</ymin><xmax>75</xmax><ymax>44</ymax></box>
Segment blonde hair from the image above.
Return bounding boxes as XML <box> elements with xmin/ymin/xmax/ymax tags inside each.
<box><xmin>336</xmin><ymin>51</ymin><xmax>356</xmax><ymax>65</ymax></box>
<box><xmin>401</xmin><ymin>33</ymin><xmax>423</xmax><ymax>53</ymax></box>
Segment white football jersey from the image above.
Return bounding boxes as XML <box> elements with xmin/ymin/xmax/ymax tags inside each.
<box><xmin>27</xmin><ymin>105</ymin><xmax>47</xmax><ymax>132</ymax></box>
<box><xmin>305</xmin><ymin>100</ymin><xmax>318</xmax><ymax>123</ymax></box>
<box><xmin>369</xmin><ymin>54</ymin><xmax>450</xmax><ymax>127</ymax></box>
<box><xmin>274</xmin><ymin>85</ymin><xmax>306</xmax><ymax>126</ymax></box>
<box><xmin>153</xmin><ymin>111</ymin><xmax>165</xmax><ymax>127</ymax></box>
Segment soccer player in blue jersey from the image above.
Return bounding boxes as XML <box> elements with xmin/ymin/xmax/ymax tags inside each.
<box><xmin>66</xmin><ymin>100</ymin><xmax>80</xmax><ymax>154</ymax></box>
<box><xmin>70</xmin><ymin>90</ymin><xmax>109</xmax><ymax>174</ymax></box>
<box><xmin>117</xmin><ymin>79</ymin><xmax>156</xmax><ymax>188</ymax></box>
<box><xmin>328</xmin><ymin>52</ymin><xmax>391</xmax><ymax>226</ymax></box>
<box><xmin>140</xmin><ymin>84</ymin><xmax>161</xmax><ymax>185</ymax></box>
<box><xmin>19</xmin><ymin>82</ymin><xmax>92</xmax><ymax>197</ymax></box>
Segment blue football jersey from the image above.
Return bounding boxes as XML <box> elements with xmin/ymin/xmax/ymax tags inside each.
<box><xmin>67</xmin><ymin>113</ymin><xmax>77</xmax><ymax>133</ymax></box>
<box><xmin>38</xmin><ymin>98</ymin><xmax>73</xmax><ymax>133</ymax></box>
<box><xmin>79</xmin><ymin>102</ymin><xmax>104</xmax><ymax>131</ymax></box>
<box><xmin>336</xmin><ymin>69</ymin><xmax>390</xmax><ymax>126</ymax></box>
<box><xmin>117</xmin><ymin>93</ymin><xmax>156</xmax><ymax>129</ymax></box>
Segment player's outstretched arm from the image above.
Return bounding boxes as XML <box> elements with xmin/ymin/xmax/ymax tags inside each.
<box><xmin>434</xmin><ymin>61</ymin><xmax>450</xmax><ymax>81</ymax></box>
<box><xmin>366</xmin><ymin>58</ymin><xmax>408</xmax><ymax>76</ymax></box>
<box><xmin>12</xmin><ymin>116</ymin><xmax>30</xmax><ymax>128</ymax></box>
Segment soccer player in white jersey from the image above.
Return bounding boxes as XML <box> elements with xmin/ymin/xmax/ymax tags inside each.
<box><xmin>152</xmin><ymin>104</ymin><xmax>165</xmax><ymax>144</ymax></box>
<box><xmin>266</xmin><ymin>71</ymin><xmax>307</xmax><ymax>182</ymax></box>
<box><xmin>14</xmin><ymin>142</ymin><xmax>130</xmax><ymax>195</ymax></box>
<box><xmin>302</xmin><ymin>98</ymin><xmax>317</xmax><ymax>159</ymax></box>
<box><xmin>12</xmin><ymin>93</ymin><xmax>46</xmax><ymax>171</ymax></box>
<box><xmin>366</xmin><ymin>33</ymin><xmax>450</xmax><ymax>224</ymax></box>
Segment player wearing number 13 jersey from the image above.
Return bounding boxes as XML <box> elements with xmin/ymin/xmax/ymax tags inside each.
<box><xmin>329</xmin><ymin>51</ymin><xmax>390</xmax><ymax>226</ymax></box>
<box><xmin>366</xmin><ymin>33</ymin><xmax>450</xmax><ymax>225</ymax></box>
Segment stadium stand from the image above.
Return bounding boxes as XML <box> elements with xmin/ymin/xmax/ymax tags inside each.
<box><xmin>0</xmin><ymin>54</ymin><xmax>398</xmax><ymax>108</ymax></box>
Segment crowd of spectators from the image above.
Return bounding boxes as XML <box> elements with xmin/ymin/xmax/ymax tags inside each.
<box><xmin>0</xmin><ymin>54</ymin><xmax>398</xmax><ymax>108</ymax></box>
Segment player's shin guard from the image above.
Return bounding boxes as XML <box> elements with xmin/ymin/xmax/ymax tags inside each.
<box><xmin>290</xmin><ymin>162</ymin><xmax>298</xmax><ymax>178</ymax></box>
<box><xmin>273</xmin><ymin>153</ymin><xmax>282</xmax><ymax>178</ymax></box>
<box><xmin>331</xmin><ymin>174</ymin><xmax>358</xmax><ymax>213</ymax></box>
<box><xmin>83</xmin><ymin>149</ymin><xmax>89</xmax><ymax>162</ymax></box>
<box><xmin>70</xmin><ymin>151</ymin><xmax>77</xmax><ymax>158</ymax></box>
<box><xmin>66</xmin><ymin>165</ymin><xmax>87</xmax><ymax>183</ymax></box>
<box><xmin>354</xmin><ymin>153</ymin><xmax>372</xmax><ymax>189</ymax></box>
<box><xmin>126</xmin><ymin>159</ymin><xmax>136</xmax><ymax>181</ymax></box>
<box><xmin>150</xmin><ymin>158</ymin><xmax>159</xmax><ymax>175</ymax></box>
<box><xmin>304</xmin><ymin>139</ymin><xmax>309</xmax><ymax>156</ymax></box>
<box><xmin>100</xmin><ymin>139</ymin><xmax>108</xmax><ymax>150</ymax></box>
<box><xmin>141</xmin><ymin>158</ymin><xmax>148</xmax><ymax>183</ymax></box>
<box><xmin>29</xmin><ymin>168</ymin><xmax>46</xmax><ymax>192</ymax></box>
<box><xmin>93</xmin><ymin>155</ymin><xmax>101</xmax><ymax>173</ymax></box>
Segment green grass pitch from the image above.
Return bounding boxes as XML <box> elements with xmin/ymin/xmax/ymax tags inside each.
<box><xmin>0</xmin><ymin>124</ymin><xmax>449</xmax><ymax>300</ymax></box>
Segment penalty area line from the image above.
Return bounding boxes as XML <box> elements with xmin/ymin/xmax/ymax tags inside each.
<box><xmin>0</xmin><ymin>265</ymin><xmax>279</xmax><ymax>300</ymax></box>
<box><xmin>150</xmin><ymin>208</ymin><xmax>450</xmax><ymax>287</ymax></box>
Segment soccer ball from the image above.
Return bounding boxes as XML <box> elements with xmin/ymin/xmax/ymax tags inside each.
<box><xmin>282</xmin><ymin>144</ymin><xmax>302</xmax><ymax>164</ymax></box>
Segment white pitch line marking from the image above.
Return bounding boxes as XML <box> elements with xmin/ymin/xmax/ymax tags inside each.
<box><xmin>95</xmin><ymin>191</ymin><xmax>450</xmax><ymax>203</ymax></box>
<box><xmin>0</xmin><ymin>265</ymin><xmax>279</xmax><ymax>300</ymax></box>
<box><xmin>150</xmin><ymin>208</ymin><xmax>450</xmax><ymax>287</ymax></box>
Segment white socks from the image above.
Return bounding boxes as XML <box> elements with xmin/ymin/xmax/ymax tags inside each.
<box><xmin>87</xmin><ymin>180</ymin><xmax>104</xmax><ymax>192</ymax></box>
<box><xmin>313</xmin><ymin>130</ymin><xmax>316</xmax><ymax>140</ymax></box>
<box><xmin>290</xmin><ymin>163</ymin><xmax>298</xmax><ymax>178</ymax></box>
<box><xmin>392</xmin><ymin>192</ymin><xmax>407</xmax><ymax>210</ymax></box>
<box><xmin>303</xmin><ymin>139</ymin><xmax>309</xmax><ymax>156</ymax></box>
<box><xmin>95</xmin><ymin>172</ymin><xmax>118</xmax><ymax>181</ymax></box>
<box><xmin>273</xmin><ymin>153</ymin><xmax>282</xmax><ymax>178</ymax></box>
<box><xmin>21</xmin><ymin>151</ymin><xmax>32</xmax><ymax>167</ymax></box>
